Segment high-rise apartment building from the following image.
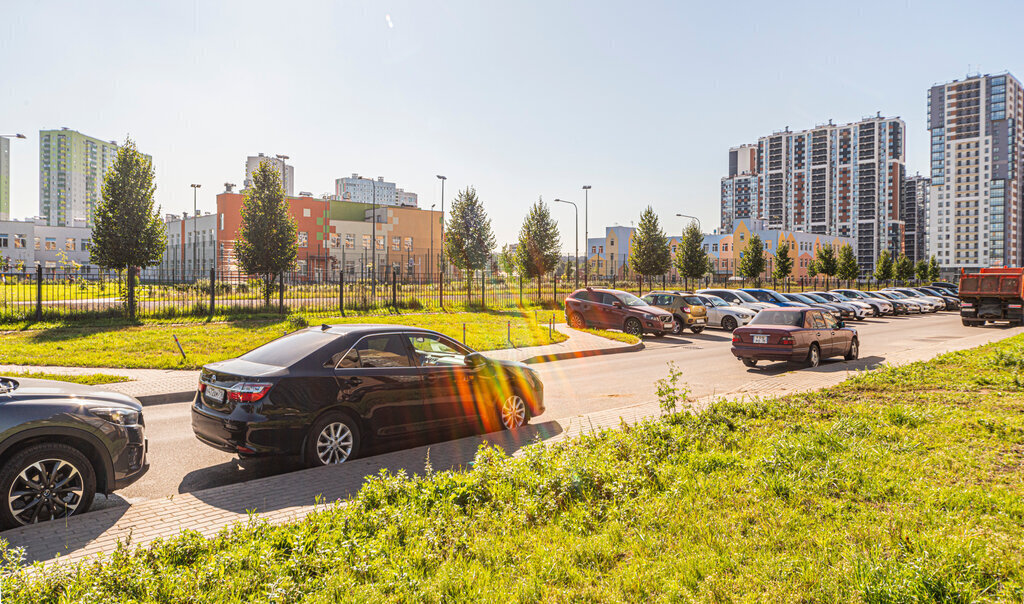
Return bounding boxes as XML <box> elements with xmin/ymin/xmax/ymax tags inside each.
<box><xmin>38</xmin><ymin>129</ymin><xmax>142</xmax><ymax>226</ymax></box>
<box><xmin>720</xmin><ymin>144</ymin><xmax>759</xmax><ymax>232</ymax></box>
<box><xmin>335</xmin><ymin>174</ymin><xmax>417</xmax><ymax>207</ymax></box>
<box><xmin>245</xmin><ymin>153</ymin><xmax>294</xmax><ymax>196</ymax></box>
<box><xmin>927</xmin><ymin>72</ymin><xmax>1023</xmax><ymax>270</ymax></box>
<box><xmin>902</xmin><ymin>173</ymin><xmax>931</xmax><ymax>263</ymax></box>
<box><xmin>0</xmin><ymin>136</ymin><xmax>9</xmax><ymax>221</ymax></box>
<box><xmin>722</xmin><ymin>115</ymin><xmax>906</xmax><ymax>273</ymax></box>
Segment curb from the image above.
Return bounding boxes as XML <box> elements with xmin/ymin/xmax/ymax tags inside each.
<box><xmin>137</xmin><ymin>391</ymin><xmax>196</xmax><ymax>406</ymax></box>
<box><xmin>521</xmin><ymin>341</ymin><xmax>645</xmax><ymax>364</ymax></box>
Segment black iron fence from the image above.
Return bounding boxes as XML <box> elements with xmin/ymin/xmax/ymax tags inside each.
<box><xmin>0</xmin><ymin>265</ymin><xmax>939</xmax><ymax>324</ymax></box>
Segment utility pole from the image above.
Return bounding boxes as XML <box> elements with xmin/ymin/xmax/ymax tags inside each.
<box><xmin>554</xmin><ymin>198</ymin><xmax>579</xmax><ymax>289</ymax></box>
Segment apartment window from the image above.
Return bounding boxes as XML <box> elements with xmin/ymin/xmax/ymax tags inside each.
<box><xmin>297</xmin><ymin>232</ymin><xmax>308</xmax><ymax>248</ymax></box>
<box><xmin>599</xmin><ymin>246</ymin><xmax>603</xmax><ymax>253</ymax></box>
<box><xmin>376</xmin><ymin>236</ymin><xmax>384</xmax><ymax>250</ymax></box>
<box><xmin>302</xmin><ymin>208</ymin><xmax>311</xmax><ymax>218</ymax></box>
<box><xmin>363</xmin><ymin>234</ymin><xmax>371</xmax><ymax>249</ymax></box>
<box><xmin>404</xmin><ymin>237</ymin><xmax>413</xmax><ymax>251</ymax></box>
<box><xmin>45</xmin><ymin>238</ymin><xmax>57</xmax><ymax>251</ymax></box>
<box><xmin>392</xmin><ymin>236</ymin><xmax>400</xmax><ymax>251</ymax></box>
<box><xmin>712</xmin><ymin>243</ymin><xmax>719</xmax><ymax>252</ymax></box>
<box><xmin>34</xmin><ymin>237</ymin><xmax>40</xmax><ymax>250</ymax></box>
<box><xmin>0</xmin><ymin>234</ymin><xmax>7</xmax><ymax>248</ymax></box>
<box><xmin>81</xmin><ymin>239</ymin><xmax>91</xmax><ymax>252</ymax></box>
<box><xmin>345</xmin><ymin>233</ymin><xmax>355</xmax><ymax>249</ymax></box>
<box><xmin>65</xmin><ymin>238</ymin><xmax>75</xmax><ymax>251</ymax></box>
<box><xmin>722</xmin><ymin>243</ymin><xmax>729</xmax><ymax>252</ymax></box>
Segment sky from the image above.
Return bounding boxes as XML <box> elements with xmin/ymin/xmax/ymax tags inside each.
<box><xmin>2</xmin><ymin>0</ymin><xmax>1023</xmax><ymax>253</ymax></box>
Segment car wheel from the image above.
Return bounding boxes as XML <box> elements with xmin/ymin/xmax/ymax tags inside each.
<box><xmin>653</xmin><ymin>331</ymin><xmax>665</xmax><ymax>338</ymax></box>
<box><xmin>499</xmin><ymin>393</ymin><xmax>530</xmax><ymax>430</ymax></box>
<box><xmin>845</xmin><ymin>338</ymin><xmax>859</xmax><ymax>361</ymax></box>
<box><xmin>305</xmin><ymin>413</ymin><xmax>361</xmax><ymax>467</ymax></box>
<box><xmin>742</xmin><ymin>358</ymin><xmax>757</xmax><ymax>368</ymax></box>
<box><xmin>672</xmin><ymin>315</ymin><xmax>684</xmax><ymax>335</ymax></box>
<box><xmin>806</xmin><ymin>343</ymin><xmax>821</xmax><ymax>368</ymax></box>
<box><xmin>721</xmin><ymin>316</ymin><xmax>738</xmax><ymax>332</ymax></box>
<box><xmin>568</xmin><ymin>311</ymin><xmax>586</xmax><ymax>329</ymax></box>
<box><xmin>690</xmin><ymin>325</ymin><xmax>705</xmax><ymax>334</ymax></box>
<box><xmin>624</xmin><ymin>318</ymin><xmax>643</xmax><ymax>338</ymax></box>
<box><xmin>0</xmin><ymin>443</ymin><xmax>96</xmax><ymax>529</ymax></box>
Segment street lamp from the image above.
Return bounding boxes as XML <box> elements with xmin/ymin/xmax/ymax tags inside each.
<box><xmin>191</xmin><ymin>184</ymin><xmax>201</xmax><ymax>279</ymax></box>
<box><xmin>554</xmin><ymin>198</ymin><xmax>579</xmax><ymax>288</ymax></box>
<box><xmin>430</xmin><ymin>203</ymin><xmax>436</xmax><ymax>277</ymax></box>
<box><xmin>582</xmin><ymin>185</ymin><xmax>591</xmax><ymax>286</ymax></box>
<box><xmin>0</xmin><ymin>134</ymin><xmax>26</xmax><ymax>139</ymax></box>
<box><xmin>436</xmin><ymin>175</ymin><xmax>446</xmax><ymax>278</ymax></box>
<box><xmin>676</xmin><ymin>213</ymin><xmax>701</xmax><ymax>233</ymax></box>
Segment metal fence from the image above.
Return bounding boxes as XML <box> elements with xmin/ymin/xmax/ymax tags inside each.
<box><xmin>0</xmin><ymin>265</ymin><xmax>937</xmax><ymax>324</ymax></box>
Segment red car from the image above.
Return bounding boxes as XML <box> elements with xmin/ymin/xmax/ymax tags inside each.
<box><xmin>565</xmin><ymin>288</ymin><xmax>675</xmax><ymax>337</ymax></box>
<box><xmin>730</xmin><ymin>307</ymin><xmax>858</xmax><ymax>368</ymax></box>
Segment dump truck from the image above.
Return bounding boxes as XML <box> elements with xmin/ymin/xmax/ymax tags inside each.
<box><xmin>959</xmin><ymin>267</ymin><xmax>1024</xmax><ymax>327</ymax></box>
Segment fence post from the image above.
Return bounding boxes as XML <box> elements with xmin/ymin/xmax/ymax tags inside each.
<box><xmin>392</xmin><ymin>271</ymin><xmax>397</xmax><ymax>308</ymax></box>
<box><xmin>35</xmin><ymin>264</ymin><xmax>42</xmax><ymax>322</ymax></box>
<box><xmin>519</xmin><ymin>275</ymin><xmax>523</xmax><ymax>307</ymax></box>
<box><xmin>481</xmin><ymin>273</ymin><xmax>486</xmax><ymax>308</ymax></box>
<box><xmin>209</xmin><ymin>267</ymin><xmax>216</xmax><ymax>321</ymax></box>
<box><xmin>439</xmin><ymin>271</ymin><xmax>444</xmax><ymax>309</ymax></box>
<box><xmin>127</xmin><ymin>267</ymin><xmax>136</xmax><ymax>321</ymax></box>
<box><xmin>340</xmin><ymin>270</ymin><xmax>345</xmax><ymax>316</ymax></box>
<box><xmin>278</xmin><ymin>273</ymin><xmax>285</xmax><ymax>314</ymax></box>
<box><xmin>553</xmin><ymin>274</ymin><xmax>557</xmax><ymax>305</ymax></box>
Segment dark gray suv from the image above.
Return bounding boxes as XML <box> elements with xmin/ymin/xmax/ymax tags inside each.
<box><xmin>0</xmin><ymin>377</ymin><xmax>148</xmax><ymax>529</ymax></box>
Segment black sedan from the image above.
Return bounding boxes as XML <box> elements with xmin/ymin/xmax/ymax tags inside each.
<box><xmin>0</xmin><ymin>377</ymin><xmax>148</xmax><ymax>528</ymax></box>
<box><xmin>191</xmin><ymin>325</ymin><xmax>545</xmax><ymax>466</ymax></box>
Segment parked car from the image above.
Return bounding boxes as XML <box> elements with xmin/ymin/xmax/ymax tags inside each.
<box><xmin>871</xmin><ymin>290</ymin><xmax>923</xmax><ymax>314</ymax></box>
<box><xmin>0</xmin><ymin>376</ymin><xmax>148</xmax><ymax>528</ymax></box>
<box><xmin>886</xmin><ymin>288</ymin><xmax>942</xmax><ymax>312</ymax></box>
<box><xmin>739</xmin><ymin>288</ymin><xmax>809</xmax><ymax>307</ymax></box>
<box><xmin>694</xmin><ymin>294</ymin><xmax>756</xmax><ymax>331</ymax></box>
<box><xmin>781</xmin><ymin>293</ymin><xmax>842</xmax><ymax>318</ymax></box>
<box><xmin>917</xmin><ymin>287</ymin><xmax>961</xmax><ymax>311</ymax></box>
<box><xmin>641</xmin><ymin>291</ymin><xmax>708</xmax><ymax>334</ymax></box>
<box><xmin>799</xmin><ymin>292</ymin><xmax>860</xmax><ymax>320</ymax></box>
<box><xmin>932</xmin><ymin>281</ymin><xmax>959</xmax><ymax>292</ymax></box>
<box><xmin>192</xmin><ymin>326</ymin><xmax>544</xmax><ymax>467</ymax></box>
<box><xmin>565</xmin><ymin>288</ymin><xmax>675</xmax><ymax>336</ymax></box>
<box><xmin>830</xmin><ymin>289</ymin><xmax>894</xmax><ymax>317</ymax></box>
<box><xmin>731</xmin><ymin>307</ymin><xmax>858</xmax><ymax>368</ymax></box>
<box><xmin>809</xmin><ymin>291</ymin><xmax>871</xmax><ymax>320</ymax></box>
<box><xmin>697</xmin><ymin>288</ymin><xmax>774</xmax><ymax>312</ymax></box>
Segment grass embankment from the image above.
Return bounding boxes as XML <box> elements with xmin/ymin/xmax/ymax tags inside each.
<box><xmin>5</xmin><ymin>336</ymin><xmax>1024</xmax><ymax>601</ymax></box>
<box><xmin>576</xmin><ymin>327</ymin><xmax>641</xmax><ymax>345</ymax></box>
<box><xmin>0</xmin><ymin>310</ymin><xmax>568</xmax><ymax>370</ymax></box>
<box><xmin>3</xmin><ymin>371</ymin><xmax>130</xmax><ymax>386</ymax></box>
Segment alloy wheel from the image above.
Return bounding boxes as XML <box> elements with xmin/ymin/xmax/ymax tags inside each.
<box><xmin>500</xmin><ymin>395</ymin><xmax>527</xmax><ymax>429</ymax></box>
<box><xmin>624</xmin><ymin>319</ymin><xmax>642</xmax><ymax>337</ymax></box>
<box><xmin>569</xmin><ymin>312</ymin><xmax>586</xmax><ymax>329</ymax></box>
<box><xmin>808</xmin><ymin>344</ymin><xmax>820</xmax><ymax>368</ymax></box>
<box><xmin>8</xmin><ymin>459</ymin><xmax>85</xmax><ymax>526</ymax></box>
<box><xmin>315</xmin><ymin>422</ymin><xmax>354</xmax><ymax>465</ymax></box>
<box><xmin>722</xmin><ymin>316</ymin><xmax>737</xmax><ymax>332</ymax></box>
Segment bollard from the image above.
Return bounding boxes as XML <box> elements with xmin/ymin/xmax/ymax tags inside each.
<box><xmin>462</xmin><ymin>323</ymin><xmax>466</xmax><ymax>344</ymax></box>
<box><xmin>172</xmin><ymin>334</ymin><xmax>187</xmax><ymax>362</ymax></box>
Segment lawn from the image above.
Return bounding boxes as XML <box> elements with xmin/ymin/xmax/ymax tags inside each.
<box><xmin>2</xmin><ymin>371</ymin><xmax>130</xmax><ymax>386</ymax></box>
<box><xmin>4</xmin><ymin>334</ymin><xmax>1024</xmax><ymax>601</ymax></box>
<box><xmin>0</xmin><ymin>309</ymin><xmax>568</xmax><ymax>370</ymax></box>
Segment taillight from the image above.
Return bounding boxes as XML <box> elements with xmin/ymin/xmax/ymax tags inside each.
<box><xmin>961</xmin><ymin>302</ymin><xmax>973</xmax><ymax>307</ymax></box>
<box><xmin>227</xmin><ymin>382</ymin><xmax>273</xmax><ymax>403</ymax></box>
<box><xmin>780</xmin><ymin>336</ymin><xmax>795</xmax><ymax>346</ymax></box>
<box><xmin>732</xmin><ymin>335</ymin><xmax>741</xmax><ymax>343</ymax></box>
<box><xmin>198</xmin><ymin>381</ymin><xmax>207</xmax><ymax>393</ymax></box>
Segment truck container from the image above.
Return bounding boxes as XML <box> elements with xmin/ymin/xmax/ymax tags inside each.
<box><xmin>959</xmin><ymin>267</ymin><xmax>1024</xmax><ymax>327</ymax></box>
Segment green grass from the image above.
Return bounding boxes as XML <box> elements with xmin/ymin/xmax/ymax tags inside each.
<box><xmin>1</xmin><ymin>371</ymin><xmax>130</xmax><ymax>386</ymax></box>
<box><xmin>4</xmin><ymin>335</ymin><xmax>1024</xmax><ymax>601</ymax></box>
<box><xmin>0</xmin><ymin>310</ymin><xmax>569</xmax><ymax>370</ymax></box>
<box><xmin>576</xmin><ymin>327</ymin><xmax>641</xmax><ymax>345</ymax></box>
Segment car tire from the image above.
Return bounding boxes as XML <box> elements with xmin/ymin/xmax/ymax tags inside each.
<box><xmin>742</xmin><ymin>358</ymin><xmax>757</xmax><ymax>368</ymax></box>
<box><xmin>653</xmin><ymin>331</ymin><xmax>665</xmax><ymax>338</ymax></box>
<box><xmin>690</xmin><ymin>325</ymin><xmax>705</xmax><ymax>334</ymax></box>
<box><xmin>806</xmin><ymin>343</ymin><xmax>821</xmax><ymax>368</ymax></box>
<box><xmin>305</xmin><ymin>413</ymin><xmax>361</xmax><ymax>467</ymax></box>
<box><xmin>498</xmin><ymin>393</ymin><xmax>530</xmax><ymax>430</ymax></box>
<box><xmin>0</xmin><ymin>443</ymin><xmax>96</xmax><ymax>529</ymax></box>
<box><xmin>624</xmin><ymin>318</ymin><xmax>643</xmax><ymax>338</ymax></box>
<box><xmin>568</xmin><ymin>311</ymin><xmax>586</xmax><ymax>329</ymax></box>
<box><xmin>721</xmin><ymin>316</ymin><xmax>738</xmax><ymax>332</ymax></box>
<box><xmin>672</xmin><ymin>315</ymin><xmax>684</xmax><ymax>335</ymax></box>
<box><xmin>845</xmin><ymin>338</ymin><xmax>859</xmax><ymax>361</ymax></box>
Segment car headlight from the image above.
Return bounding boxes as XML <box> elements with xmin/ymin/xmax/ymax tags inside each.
<box><xmin>89</xmin><ymin>407</ymin><xmax>140</xmax><ymax>426</ymax></box>
<box><xmin>643</xmin><ymin>314</ymin><xmax>655</xmax><ymax>320</ymax></box>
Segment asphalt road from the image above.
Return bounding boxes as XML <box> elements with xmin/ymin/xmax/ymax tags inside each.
<box><xmin>96</xmin><ymin>311</ymin><xmax>1022</xmax><ymax>511</ymax></box>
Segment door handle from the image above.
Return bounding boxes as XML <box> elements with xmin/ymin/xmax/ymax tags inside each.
<box><xmin>346</xmin><ymin>377</ymin><xmax>363</xmax><ymax>386</ymax></box>
<box><xmin>424</xmin><ymin>374</ymin><xmax>438</xmax><ymax>383</ymax></box>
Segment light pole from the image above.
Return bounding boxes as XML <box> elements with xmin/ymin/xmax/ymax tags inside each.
<box><xmin>430</xmin><ymin>203</ymin><xmax>436</xmax><ymax>277</ymax></box>
<box><xmin>191</xmin><ymin>184</ymin><xmax>201</xmax><ymax>279</ymax></box>
<box><xmin>676</xmin><ymin>213</ymin><xmax>701</xmax><ymax>233</ymax></box>
<box><xmin>554</xmin><ymin>198</ymin><xmax>579</xmax><ymax>288</ymax></box>
<box><xmin>582</xmin><ymin>185</ymin><xmax>591</xmax><ymax>286</ymax></box>
<box><xmin>436</xmin><ymin>175</ymin><xmax>446</xmax><ymax>278</ymax></box>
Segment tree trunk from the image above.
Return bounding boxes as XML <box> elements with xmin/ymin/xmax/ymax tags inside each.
<box><xmin>264</xmin><ymin>274</ymin><xmax>272</xmax><ymax>308</ymax></box>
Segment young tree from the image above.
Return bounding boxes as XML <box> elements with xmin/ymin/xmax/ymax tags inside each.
<box><xmin>895</xmin><ymin>253</ymin><xmax>914</xmax><ymax>283</ymax></box>
<box><xmin>928</xmin><ymin>255</ymin><xmax>941</xmax><ymax>282</ymax></box>
<box><xmin>806</xmin><ymin>258</ymin><xmax>819</xmax><ymax>286</ymax></box>
<box><xmin>772</xmin><ymin>240</ymin><xmax>793</xmax><ymax>285</ymax></box>
<box><xmin>90</xmin><ymin>137</ymin><xmax>166</xmax><ymax>318</ymax></box>
<box><xmin>815</xmin><ymin>243</ymin><xmax>838</xmax><ymax>290</ymax></box>
<box><xmin>514</xmin><ymin>197</ymin><xmax>560</xmax><ymax>296</ymax></box>
<box><xmin>446</xmin><ymin>187</ymin><xmax>497</xmax><ymax>294</ymax></box>
<box><xmin>915</xmin><ymin>259</ymin><xmax>930</xmax><ymax>283</ymax></box>
<box><xmin>497</xmin><ymin>244</ymin><xmax>516</xmax><ymax>276</ymax></box>
<box><xmin>873</xmin><ymin>250</ymin><xmax>894</xmax><ymax>284</ymax></box>
<box><xmin>236</xmin><ymin>160</ymin><xmax>298</xmax><ymax>307</ymax></box>
<box><xmin>737</xmin><ymin>234</ymin><xmax>766</xmax><ymax>286</ymax></box>
<box><xmin>629</xmin><ymin>206</ymin><xmax>671</xmax><ymax>290</ymax></box>
<box><xmin>836</xmin><ymin>244</ymin><xmax>859</xmax><ymax>284</ymax></box>
<box><xmin>673</xmin><ymin>221</ymin><xmax>706</xmax><ymax>289</ymax></box>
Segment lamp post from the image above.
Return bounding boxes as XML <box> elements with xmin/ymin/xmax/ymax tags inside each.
<box><xmin>190</xmin><ymin>184</ymin><xmax>201</xmax><ymax>279</ymax></box>
<box><xmin>554</xmin><ymin>198</ymin><xmax>579</xmax><ymax>288</ymax></box>
<box><xmin>430</xmin><ymin>203</ymin><xmax>436</xmax><ymax>277</ymax></box>
<box><xmin>582</xmin><ymin>185</ymin><xmax>591</xmax><ymax>286</ymax></box>
<box><xmin>436</xmin><ymin>175</ymin><xmax>446</xmax><ymax>277</ymax></box>
<box><xmin>676</xmin><ymin>213</ymin><xmax>701</xmax><ymax>233</ymax></box>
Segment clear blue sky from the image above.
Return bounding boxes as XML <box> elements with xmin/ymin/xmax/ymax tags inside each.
<box><xmin>2</xmin><ymin>0</ymin><xmax>1021</xmax><ymax>251</ymax></box>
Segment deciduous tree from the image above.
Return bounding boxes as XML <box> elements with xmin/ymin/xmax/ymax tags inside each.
<box><xmin>873</xmin><ymin>250</ymin><xmax>894</xmax><ymax>284</ymax></box>
<box><xmin>816</xmin><ymin>243</ymin><xmax>838</xmax><ymax>289</ymax></box>
<box><xmin>673</xmin><ymin>221</ymin><xmax>706</xmax><ymax>289</ymax></box>
<box><xmin>895</xmin><ymin>253</ymin><xmax>914</xmax><ymax>283</ymax></box>
<box><xmin>915</xmin><ymin>259</ymin><xmax>929</xmax><ymax>282</ymax></box>
<box><xmin>738</xmin><ymin>234</ymin><xmax>766</xmax><ymax>286</ymax></box>
<box><xmin>772</xmin><ymin>240</ymin><xmax>793</xmax><ymax>284</ymax></box>
<box><xmin>836</xmin><ymin>244</ymin><xmax>859</xmax><ymax>283</ymax></box>
<box><xmin>235</xmin><ymin>160</ymin><xmax>298</xmax><ymax>307</ymax></box>
<box><xmin>928</xmin><ymin>256</ymin><xmax>941</xmax><ymax>282</ymax></box>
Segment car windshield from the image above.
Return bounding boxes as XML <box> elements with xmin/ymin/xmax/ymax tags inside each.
<box><xmin>240</xmin><ymin>330</ymin><xmax>336</xmax><ymax>366</ymax></box>
<box><xmin>883</xmin><ymin>291</ymin><xmax>907</xmax><ymax>299</ymax></box>
<box><xmin>616</xmin><ymin>292</ymin><xmax>647</xmax><ymax>307</ymax></box>
<box><xmin>730</xmin><ymin>290</ymin><xmax>759</xmax><ymax>303</ymax></box>
<box><xmin>704</xmin><ymin>295</ymin><xmax>728</xmax><ymax>307</ymax></box>
<box><xmin>749</xmin><ymin>310</ymin><xmax>804</xmax><ymax>327</ymax></box>
<box><xmin>787</xmin><ymin>293</ymin><xmax>815</xmax><ymax>304</ymax></box>
<box><xmin>829</xmin><ymin>292</ymin><xmax>851</xmax><ymax>301</ymax></box>
<box><xmin>803</xmin><ymin>293</ymin><xmax>829</xmax><ymax>303</ymax></box>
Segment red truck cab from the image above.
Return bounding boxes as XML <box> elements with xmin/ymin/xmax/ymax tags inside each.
<box><xmin>959</xmin><ymin>267</ymin><xmax>1024</xmax><ymax>326</ymax></box>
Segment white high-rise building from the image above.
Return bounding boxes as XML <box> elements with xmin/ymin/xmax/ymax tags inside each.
<box><xmin>335</xmin><ymin>174</ymin><xmax>417</xmax><ymax>207</ymax></box>
<box><xmin>927</xmin><ymin>72</ymin><xmax>1023</xmax><ymax>270</ymax></box>
<box><xmin>245</xmin><ymin>153</ymin><xmax>294</xmax><ymax>197</ymax></box>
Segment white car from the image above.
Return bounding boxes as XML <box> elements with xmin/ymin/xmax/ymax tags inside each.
<box><xmin>697</xmin><ymin>289</ymin><xmax>773</xmax><ymax>313</ymax></box>
<box><xmin>694</xmin><ymin>294</ymin><xmax>757</xmax><ymax>331</ymax></box>
<box><xmin>832</xmin><ymin>289</ymin><xmax>894</xmax><ymax>316</ymax></box>
<box><xmin>888</xmin><ymin>288</ymin><xmax>944</xmax><ymax>312</ymax></box>
<box><xmin>809</xmin><ymin>291</ymin><xmax>871</xmax><ymax>320</ymax></box>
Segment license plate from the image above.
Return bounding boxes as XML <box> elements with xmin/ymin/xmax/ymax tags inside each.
<box><xmin>694</xmin><ymin>318</ymin><xmax>706</xmax><ymax>323</ymax></box>
<box><xmin>205</xmin><ymin>385</ymin><xmax>225</xmax><ymax>402</ymax></box>
<box><xmin>752</xmin><ymin>335</ymin><xmax>768</xmax><ymax>344</ymax></box>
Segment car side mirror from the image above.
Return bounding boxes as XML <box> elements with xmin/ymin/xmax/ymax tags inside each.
<box><xmin>464</xmin><ymin>352</ymin><xmax>486</xmax><ymax>367</ymax></box>
<box><xmin>836</xmin><ymin>321</ymin><xmax>845</xmax><ymax>329</ymax></box>
<box><xmin>612</xmin><ymin>301</ymin><xmax>623</xmax><ymax>308</ymax></box>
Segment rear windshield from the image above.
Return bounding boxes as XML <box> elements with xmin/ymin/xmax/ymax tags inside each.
<box><xmin>682</xmin><ymin>295</ymin><xmax>704</xmax><ymax>305</ymax></box>
<box><xmin>240</xmin><ymin>330</ymin><xmax>335</xmax><ymax>366</ymax></box>
<box><xmin>750</xmin><ymin>310</ymin><xmax>804</xmax><ymax>327</ymax></box>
